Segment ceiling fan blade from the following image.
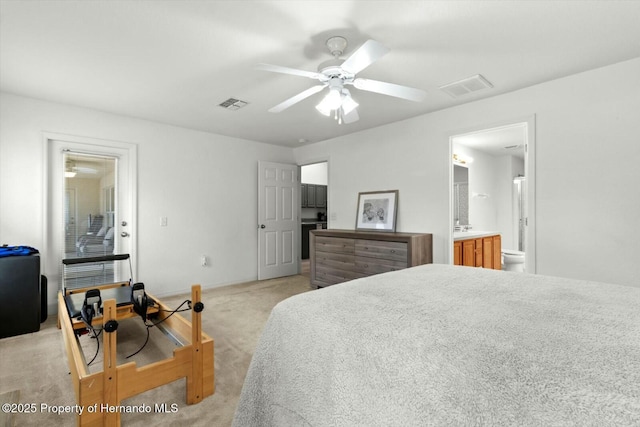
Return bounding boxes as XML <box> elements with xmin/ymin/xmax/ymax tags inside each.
<box><xmin>257</xmin><ymin>63</ymin><xmax>321</xmax><ymax>80</ymax></box>
<box><xmin>340</xmin><ymin>40</ymin><xmax>390</xmax><ymax>75</ymax></box>
<box><xmin>268</xmin><ymin>84</ymin><xmax>326</xmax><ymax>113</ymax></box>
<box><xmin>353</xmin><ymin>78</ymin><xmax>426</xmax><ymax>102</ymax></box>
<box><xmin>342</xmin><ymin>107</ymin><xmax>359</xmax><ymax>124</ymax></box>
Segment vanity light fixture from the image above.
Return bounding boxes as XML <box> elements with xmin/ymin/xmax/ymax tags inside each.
<box><xmin>472</xmin><ymin>192</ymin><xmax>490</xmax><ymax>199</ymax></box>
<box><xmin>453</xmin><ymin>153</ymin><xmax>474</xmax><ymax>165</ymax></box>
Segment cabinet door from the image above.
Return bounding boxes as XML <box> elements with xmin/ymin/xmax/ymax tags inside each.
<box><xmin>306</xmin><ymin>184</ymin><xmax>316</xmax><ymax>208</ymax></box>
<box><xmin>475</xmin><ymin>238</ymin><xmax>483</xmax><ymax>267</ymax></box>
<box><xmin>462</xmin><ymin>240</ymin><xmax>475</xmax><ymax>267</ymax></box>
<box><xmin>493</xmin><ymin>235</ymin><xmax>502</xmax><ymax>270</ymax></box>
<box><xmin>315</xmin><ymin>185</ymin><xmax>327</xmax><ymax>208</ymax></box>
<box><xmin>301</xmin><ymin>184</ymin><xmax>308</xmax><ymax>207</ymax></box>
<box><xmin>482</xmin><ymin>237</ymin><xmax>493</xmax><ymax>269</ymax></box>
<box><xmin>453</xmin><ymin>241</ymin><xmax>462</xmax><ymax>265</ymax></box>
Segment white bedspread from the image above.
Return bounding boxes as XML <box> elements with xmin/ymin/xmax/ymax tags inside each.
<box><xmin>233</xmin><ymin>264</ymin><xmax>640</xmax><ymax>426</ymax></box>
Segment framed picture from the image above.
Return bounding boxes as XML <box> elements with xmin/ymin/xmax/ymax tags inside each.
<box><xmin>355</xmin><ymin>190</ymin><xmax>399</xmax><ymax>232</ymax></box>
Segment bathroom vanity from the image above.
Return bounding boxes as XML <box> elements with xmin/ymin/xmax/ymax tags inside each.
<box><xmin>453</xmin><ymin>232</ymin><xmax>501</xmax><ymax>270</ymax></box>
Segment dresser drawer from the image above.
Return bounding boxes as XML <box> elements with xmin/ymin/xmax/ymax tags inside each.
<box><xmin>315</xmin><ymin>265</ymin><xmax>367</xmax><ymax>286</ymax></box>
<box><xmin>355</xmin><ymin>239</ymin><xmax>407</xmax><ymax>262</ymax></box>
<box><xmin>354</xmin><ymin>256</ymin><xmax>407</xmax><ymax>275</ymax></box>
<box><xmin>315</xmin><ymin>251</ymin><xmax>356</xmax><ymax>271</ymax></box>
<box><xmin>315</xmin><ymin>236</ymin><xmax>354</xmax><ymax>255</ymax></box>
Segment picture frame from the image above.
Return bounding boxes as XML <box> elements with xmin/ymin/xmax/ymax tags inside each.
<box><xmin>355</xmin><ymin>190</ymin><xmax>399</xmax><ymax>232</ymax></box>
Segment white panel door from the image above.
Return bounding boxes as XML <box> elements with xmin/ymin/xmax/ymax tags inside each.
<box><xmin>258</xmin><ymin>161</ymin><xmax>298</xmax><ymax>280</ymax></box>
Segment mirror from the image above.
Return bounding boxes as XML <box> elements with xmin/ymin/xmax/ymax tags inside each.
<box><xmin>453</xmin><ymin>164</ymin><xmax>469</xmax><ymax>227</ymax></box>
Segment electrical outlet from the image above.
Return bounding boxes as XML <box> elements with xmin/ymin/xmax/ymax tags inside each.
<box><xmin>201</xmin><ymin>255</ymin><xmax>207</xmax><ymax>266</ymax></box>
<box><xmin>330</xmin><ymin>212</ymin><xmax>337</xmax><ymax>221</ymax></box>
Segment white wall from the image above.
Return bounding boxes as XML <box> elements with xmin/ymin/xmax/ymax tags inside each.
<box><xmin>295</xmin><ymin>58</ymin><xmax>640</xmax><ymax>287</ymax></box>
<box><xmin>2</xmin><ymin>56</ymin><xmax>638</xmax><ymax>309</ymax></box>
<box><xmin>0</xmin><ymin>93</ymin><xmax>295</xmax><ymax>311</ymax></box>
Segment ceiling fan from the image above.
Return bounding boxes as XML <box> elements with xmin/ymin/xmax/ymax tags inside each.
<box><xmin>65</xmin><ymin>159</ymin><xmax>99</xmax><ymax>177</ymax></box>
<box><xmin>257</xmin><ymin>36</ymin><xmax>426</xmax><ymax>124</ymax></box>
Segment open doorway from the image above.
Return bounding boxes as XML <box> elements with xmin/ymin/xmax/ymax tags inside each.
<box><xmin>300</xmin><ymin>161</ymin><xmax>328</xmax><ymax>276</ymax></box>
<box><xmin>449</xmin><ymin>117</ymin><xmax>536</xmax><ymax>273</ymax></box>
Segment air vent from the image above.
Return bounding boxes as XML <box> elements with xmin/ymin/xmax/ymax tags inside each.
<box><xmin>218</xmin><ymin>98</ymin><xmax>249</xmax><ymax>110</ymax></box>
<box><xmin>439</xmin><ymin>74</ymin><xmax>493</xmax><ymax>98</ymax></box>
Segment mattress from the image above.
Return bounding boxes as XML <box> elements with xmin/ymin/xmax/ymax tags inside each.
<box><xmin>233</xmin><ymin>264</ymin><xmax>640</xmax><ymax>426</ymax></box>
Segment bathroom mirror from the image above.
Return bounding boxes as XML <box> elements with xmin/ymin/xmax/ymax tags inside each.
<box><xmin>453</xmin><ymin>164</ymin><xmax>469</xmax><ymax>226</ymax></box>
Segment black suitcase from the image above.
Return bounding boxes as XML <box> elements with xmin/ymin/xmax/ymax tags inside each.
<box><xmin>0</xmin><ymin>251</ymin><xmax>41</xmax><ymax>338</ymax></box>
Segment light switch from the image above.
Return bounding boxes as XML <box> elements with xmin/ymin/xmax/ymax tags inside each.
<box><xmin>160</xmin><ymin>217</ymin><xmax>168</xmax><ymax>227</ymax></box>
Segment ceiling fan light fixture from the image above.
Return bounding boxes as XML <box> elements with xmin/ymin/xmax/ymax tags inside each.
<box><xmin>325</xmin><ymin>87</ymin><xmax>343</xmax><ymax>109</ymax></box>
<box><xmin>316</xmin><ymin>87</ymin><xmax>343</xmax><ymax>115</ymax></box>
<box><xmin>341</xmin><ymin>93</ymin><xmax>358</xmax><ymax>115</ymax></box>
<box><xmin>315</xmin><ymin>103</ymin><xmax>331</xmax><ymax>116</ymax></box>
<box><xmin>65</xmin><ymin>160</ymin><xmax>77</xmax><ymax>178</ymax></box>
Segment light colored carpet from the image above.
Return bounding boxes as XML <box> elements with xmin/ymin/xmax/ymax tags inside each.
<box><xmin>0</xmin><ymin>274</ymin><xmax>311</xmax><ymax>426</ymax></box>
<box><xmin>0</xmin><ymin>389</ymin><xmax>20</xmax><ymax>427</ymax></box>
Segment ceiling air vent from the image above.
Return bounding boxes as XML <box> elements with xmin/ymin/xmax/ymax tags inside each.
<box><xmin>439</xmin><ymin>74</ymin><xmax>493</xmax><ymax>98</ymax></box>
<box><xmin>218</xmin><ymin>98</ymin><xmax>249</xmax><ymax>110</ymax></box>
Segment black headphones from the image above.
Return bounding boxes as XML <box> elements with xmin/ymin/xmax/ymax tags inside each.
<box><xmin>81</xmin><ymin>289</ymin><xmax>102</xmax><ymax>327</ymax></box>
<box><xmin>131</xmin><ymin>282</ymin><xmax>148</xmax><ymax>320</ymax></box>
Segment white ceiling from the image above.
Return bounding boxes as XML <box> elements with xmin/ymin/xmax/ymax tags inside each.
<box><xmin>453</xmin><ymin>123</ymin><xmax>526</xmax><ymax>159</ymax></box>
<box><xmin>1</xmin><ymin>1</ymin><xmax>639</xmax><ymax>147</ymax></box>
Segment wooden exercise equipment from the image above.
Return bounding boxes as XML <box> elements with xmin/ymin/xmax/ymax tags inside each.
<box><xmin>58</xmin><ymin>258</ymin><xmax>214</xmax><ymax>426</ymax></box>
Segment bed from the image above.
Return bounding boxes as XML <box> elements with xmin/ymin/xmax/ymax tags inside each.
<box><xmin>233</xmin><ymin>264</ymin><xmax>640</xmax><ymax>426</ymax></box>
<box><xmin>58</xmin><ymin>255</ymin><xmax>214</xmax><ymax>426</ymax></box>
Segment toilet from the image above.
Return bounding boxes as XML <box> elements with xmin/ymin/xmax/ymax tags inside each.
<box><xmin>502</xmin><ymin>250</ymin><xmax>525</xmax><ymax>272</ymax></box>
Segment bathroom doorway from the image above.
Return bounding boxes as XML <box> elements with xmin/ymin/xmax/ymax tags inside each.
<box><xmin>449</xmin><ymin>117</ymin><xmax>536</xmax><ymax>273</ymax></box>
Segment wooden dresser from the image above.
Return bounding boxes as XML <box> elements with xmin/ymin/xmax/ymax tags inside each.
<box><xmin>310</xmin><ymin>229</ymin><xmax>433</xmax><ymax>288</ymax></box>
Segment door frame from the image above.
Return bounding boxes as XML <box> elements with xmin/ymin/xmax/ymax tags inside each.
<box><xmin>42</xmin><ymin>132</ymin><xmax>138</xmax><ymax>302</ymax></box>
<box><xmin>447</xmin><ymin>115</ymin><xmax>536</xmax><ymax>273</ymax></box>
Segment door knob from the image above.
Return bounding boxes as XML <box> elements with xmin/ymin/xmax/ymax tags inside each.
<box><xmin>121</xmin><ymin>221</ymin><xmax>127</xmax><ymax>226</ymax></box>
<box><xmin>260</xmin><ymin>224</ymin><xmax>266</xmax><ymax>229</ymax></box>
<box><xmin>121</xmin><ymin>232</ymin><xmax>129</xmax><ymax>237</ymax></box>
